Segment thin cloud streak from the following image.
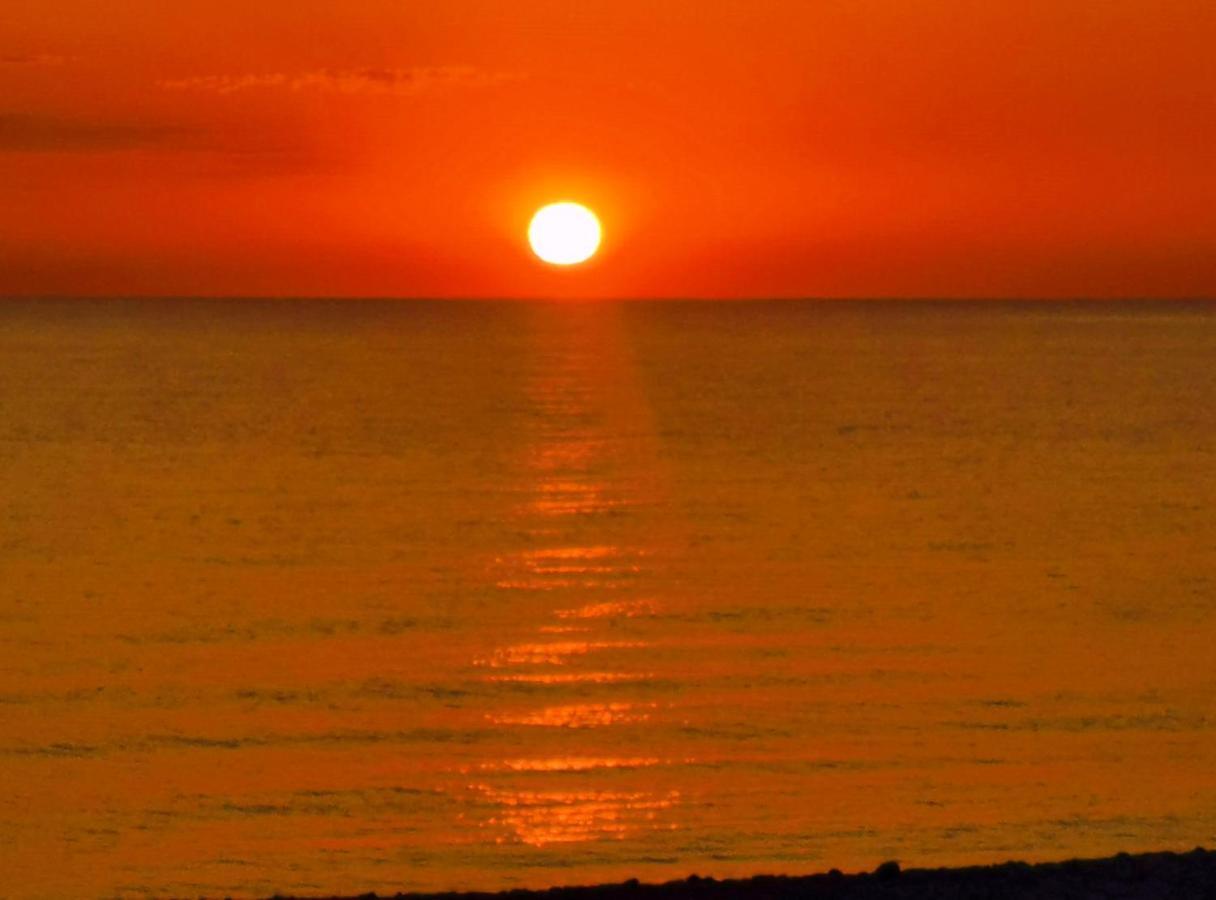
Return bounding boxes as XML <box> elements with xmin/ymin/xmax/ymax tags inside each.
<box><xmin>0</xmin><ymin>113</ymin><xmax>187</xmax><ymax>153</ymax></box>
<box><xmin>0</xmin><ymin>53</ymin><xmax>68</xmax><ymax>67</ymax></box>
<box><xmin>160</xmin><ymin>66</ymin><xmax>524</xmax><ymax>96</ymax></box>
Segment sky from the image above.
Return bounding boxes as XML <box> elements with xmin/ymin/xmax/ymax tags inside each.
<box><xmin>2</xmin><ymin>0</ymin><xmax>1214</xmax><ymax>299</ymax></box>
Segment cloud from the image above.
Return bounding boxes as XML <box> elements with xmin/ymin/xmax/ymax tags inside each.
<box><xmin>0</xmin><ymin>111</ymin><xmax>335</xmax><ymax>171</ymax></box>
<box><xmin>159</xmin><ymin>66</ymin><xmax>523</xmax><ymax>96</ymax></box>
<box><xmin>0</xmin><ymin>53</ymin><xmax>68</xmax><ymax>67</ymax></box>
<box><xmin>0</xmin><ymin>113</ymin><xmax>186</xmax><ymax>152</ymax></box>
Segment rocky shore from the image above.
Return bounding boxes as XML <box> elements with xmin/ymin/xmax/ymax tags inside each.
<box><xmin>272</xmin><ymin>847</ymin><xmax>1216</xmax><ymax>900</ymax></box>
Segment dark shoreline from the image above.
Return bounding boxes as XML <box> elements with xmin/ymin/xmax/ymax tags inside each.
<box><xmin>269</xmin><ymin>848</ymin><xmax>1216</xmax><ymax>900</ymax></box>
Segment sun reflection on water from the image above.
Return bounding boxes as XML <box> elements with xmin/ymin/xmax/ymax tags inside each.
<box><xmin>464</xmin><ymin>306</ymin><xmax>684</xmax><ymax>850</ymax></box>
<box><xmin>529</xmin><ymin>488</ymin><xmax>633</xmax><ymax>517</ymax></box>
<box><xmin>471</xmin><ymin>785</ymin><xmax>681</xmax><ymax>847</ymax></box>
<box><xmin>494</xmin><ymin>547</ymin><xmax>648</xmax><ymax>591</ymax></box>
<box><xmin>487</xmin><ymin>702</ymin><xmax>657</xmax><ymax>728</ymax></box>
<box><xmin>474</xmin><ymin>640</ymin><xmax>651</xmax><ymax>668</ymax></box>
<box><xmin>483</xmin><ymin>671</ymin><xmax>652</xmax><ymax>685</ymax></box>
<box><xmin>556</xmin><ymin>599</ymin><xmax>660</xmax><ymax>620</ymax></box>
<box><xmin>472</xmin><ymin>756</ymin><xmax>663</xmax><ymax>773</ymax></box>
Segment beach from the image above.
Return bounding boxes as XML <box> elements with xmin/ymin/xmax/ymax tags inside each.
<box><xmin>276</xmin><ymin>848</ymin><xmax>1216</xmax><ymax>900</ymax></box>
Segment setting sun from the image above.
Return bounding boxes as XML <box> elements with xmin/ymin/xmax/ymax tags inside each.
<box><xmin>528</xmin><ymin>202</ymin><xmax>602</xmax><ymax>266</ymax></box>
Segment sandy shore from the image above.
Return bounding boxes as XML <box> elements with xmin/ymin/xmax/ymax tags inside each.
<box><xmin>269</xmin><ymin>848</ymin><xmax>1216</xmax><ymax>900</ymax></box>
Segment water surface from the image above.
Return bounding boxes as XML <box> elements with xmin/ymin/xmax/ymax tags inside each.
<box><xmin>1</xmin><ymin>299</ymin><xmax>1214</xmax><ymax>898</ymax></box>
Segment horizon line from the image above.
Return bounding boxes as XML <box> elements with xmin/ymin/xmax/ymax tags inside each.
<box><xmin>3</xmin><ymin>294</ymin><xmax>1215</xmax><ymax>304</ymax></box>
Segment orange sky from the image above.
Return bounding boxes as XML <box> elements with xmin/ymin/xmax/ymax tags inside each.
<box><xmin>2</xmin><ymin>0</ymin><xmax>1214</xmax><ymax>298</ymax></box>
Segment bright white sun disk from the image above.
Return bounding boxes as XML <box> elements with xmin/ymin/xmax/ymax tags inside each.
<box><xmin>528</xmin><ymin>202</ymin><xmax>601</xmax><ymax>266</ymax></box>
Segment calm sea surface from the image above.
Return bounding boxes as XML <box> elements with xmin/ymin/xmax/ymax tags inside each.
<box><xmin>1</xmin><ymin>299</ymin><xmax>1214</xmax><ymax>899</ymax></box>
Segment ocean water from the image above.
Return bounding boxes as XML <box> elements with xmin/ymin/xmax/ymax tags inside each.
<box><xmin>1</xmin><ymin>298</ymin><xmax>1214</xmax><ymax>899</ymax></box>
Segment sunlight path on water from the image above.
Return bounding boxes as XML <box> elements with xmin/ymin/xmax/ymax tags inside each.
<box><xmin>462</xmin><ymin>303</ymin><xmax>688</xmax><ymax>851</ymax></box>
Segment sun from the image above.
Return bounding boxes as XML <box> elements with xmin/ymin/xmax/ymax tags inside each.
<box><xmin>528</xmin><ymin>202</ymin><xmax>602</xmax><ymax>266</ymax></box>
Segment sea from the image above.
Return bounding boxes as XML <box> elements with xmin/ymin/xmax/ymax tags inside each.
<box><xmin>1</xmin><ymin>298</ymin><xmax>1214</xmax><ymax>899</ymax></box>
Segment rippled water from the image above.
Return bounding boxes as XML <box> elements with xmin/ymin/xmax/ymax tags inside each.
<box><xmin>1</xmin><ymin>299</ymin><xmax>1214</xmax><ymax>899</ymax></box>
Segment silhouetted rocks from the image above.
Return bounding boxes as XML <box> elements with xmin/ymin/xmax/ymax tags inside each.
<box><xmin>873</xmin><ymin>862</ymin><xmax>900</xmax><ymax>882</ymax></box>
<box><xmin>270</xmin><ymin>847</ymin><xmax>1216</xmax><ymax>900</ymax></box>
